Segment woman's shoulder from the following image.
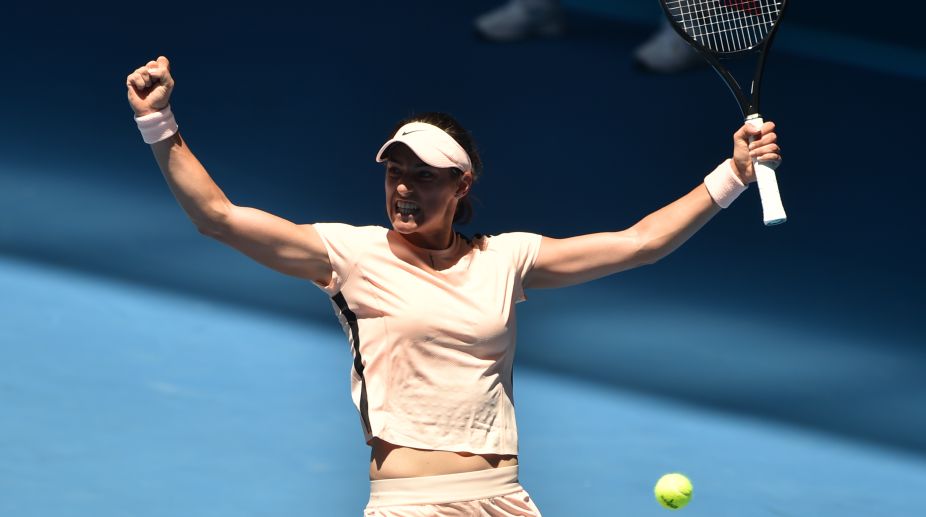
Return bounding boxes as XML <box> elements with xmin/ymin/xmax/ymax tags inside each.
<box><xmin>314</xmin><ymin>222</ymin><xmax>388</xmax><ymax>235</ymax></box>
<box><xmin>312</xmin><ymin>223</ymin><xmax>389</xmax><ymax>254</ymax></box>
<box><xmin>469</xmin><ymin>231</ymin><xmax>541</xmax><ymax>248</ymax></box>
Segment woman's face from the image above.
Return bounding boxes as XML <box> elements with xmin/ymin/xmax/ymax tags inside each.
<box><xmin>384</xmin><ymin>143</ymin><xmax>468</xmax><ymax>237</ymax></box>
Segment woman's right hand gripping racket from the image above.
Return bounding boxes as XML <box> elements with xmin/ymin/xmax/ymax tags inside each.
<box><xmin>659</xmin><ymin>0</ymin><xmax>788</xmax><ymax>225</ymax></box>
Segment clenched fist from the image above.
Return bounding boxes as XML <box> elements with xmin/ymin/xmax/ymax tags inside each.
<box><xmin>126</xmin><ymin>56</ymin><xmax>174</xmax><ymax>117</ymax></box>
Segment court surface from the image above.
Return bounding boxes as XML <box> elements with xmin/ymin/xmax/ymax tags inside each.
<box><xmin>4</xmin><ymin>255</ymin><xmax>925</xmax><ymax>517</ymax></box>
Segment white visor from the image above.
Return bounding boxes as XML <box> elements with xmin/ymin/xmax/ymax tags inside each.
<box><xmin>375</xmin><ymin>122</ymin><xmax>472</xmax><ymax>173</ymax></box>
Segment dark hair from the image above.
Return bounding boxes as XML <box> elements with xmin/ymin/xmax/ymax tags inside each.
<box><xmin>384</xmin><ymin>112</ymin><xmax>483</xmax><ymax>225</ymax></box>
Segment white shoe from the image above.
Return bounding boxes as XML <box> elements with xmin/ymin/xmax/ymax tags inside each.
<box><xmin>633</xmin><ymin>20</ymin><xmax>704</xmax><ymax>74</ymax></box>
<box><xmin>474</xmin><ymin>1</ymin><xmax>564</xmax><ymax>42</ymax></box>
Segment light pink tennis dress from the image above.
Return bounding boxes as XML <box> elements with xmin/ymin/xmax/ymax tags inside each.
<box><xmin>311</xmin><ymin>223</ymin><xmax>544</xmax><ymax>516</ymax></box>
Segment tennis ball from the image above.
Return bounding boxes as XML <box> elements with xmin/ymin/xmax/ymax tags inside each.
<box><xmin>654</xmin><ymin>473</ymin><xmax>693</xmax><ymax>510</ymax></box>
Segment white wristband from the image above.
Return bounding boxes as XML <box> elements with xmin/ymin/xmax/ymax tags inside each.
<box><xmin>134</xmin><ymin>105</ymin><xmax>179</xmax><ymax>144</ymax></box>
<box><xmin>704</xmin><ymin>159</ymin><xmax>748</xmax><ymax>209</ymax></box>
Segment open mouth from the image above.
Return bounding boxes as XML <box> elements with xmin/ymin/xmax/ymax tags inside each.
<box><xmin>396</xmin><ymin>200</ymin><xmax>420</xmax><ymax>216</ymax></box>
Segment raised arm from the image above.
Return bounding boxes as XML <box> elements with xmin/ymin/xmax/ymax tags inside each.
<box><xmin>127</xmin><ymin>56</ymin><xmax>333</xmax><ymax>285</ymax></box>
<box><xmin>524</xmin><ymin>122</ymin><xmax>780</xmax><ymax>290</ymax></box>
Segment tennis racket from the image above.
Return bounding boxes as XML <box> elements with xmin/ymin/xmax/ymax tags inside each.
<box><xmin>659</xmin><ymin>0</ymin><xmax>788</xmax><ymax>225</ymax></box>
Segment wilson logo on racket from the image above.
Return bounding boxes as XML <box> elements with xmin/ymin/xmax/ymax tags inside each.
<box><xmin>722</xmin><ymin>0</ymin><xmax>761</xmax><ymax>16</ymax></box>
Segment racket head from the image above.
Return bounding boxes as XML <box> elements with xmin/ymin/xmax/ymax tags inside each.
<box><xmin>659</xmin><ymin>0</ymin><xmax>788</xmax><ymax>57</ymax></box>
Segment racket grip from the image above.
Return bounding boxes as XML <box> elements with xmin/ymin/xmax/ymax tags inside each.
<box><xmin>746</xmin><ymin>116</ymin><xmax>787</xmax><ymax>226</ymax></box>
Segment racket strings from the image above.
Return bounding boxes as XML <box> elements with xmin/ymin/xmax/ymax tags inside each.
<box><xmin>665</xmin><ymin>0</ymin><xmax>783</xmax><ymax>53</ymax></box>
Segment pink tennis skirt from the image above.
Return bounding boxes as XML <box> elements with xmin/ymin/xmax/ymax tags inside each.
<box><xmin>364</xmin><ymin>465</ymin><xmax>542</xmax><ymax>516</ymax></box>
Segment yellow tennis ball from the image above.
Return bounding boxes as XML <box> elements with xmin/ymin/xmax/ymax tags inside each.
<box><xmin>654</xmin><ymin>473</ymin><xmax>693</xmax><ymax>510</ymax></box>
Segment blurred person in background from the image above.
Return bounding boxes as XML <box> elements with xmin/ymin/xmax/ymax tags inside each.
<box><xmin>474</xmin><ymin>0</ymin><xmax>703</xmax><ymax>74</ymax></box>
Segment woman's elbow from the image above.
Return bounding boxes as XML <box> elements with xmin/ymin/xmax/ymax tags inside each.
<box><xmin>629</xmin><ymin>227</ymin><xmax>663</xmax><ymax>266</ymax></box>
<box><xmin>197</xmin><ymin>222</ymin><xmax>224</xmax><ymax>239</ymax></box>
<box><xmin>194</xmin><ymin>203</ymin><xmax>233</xmax><ymax>239</ymax></box>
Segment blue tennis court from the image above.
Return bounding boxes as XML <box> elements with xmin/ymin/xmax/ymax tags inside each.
<box><xmin>4</xmin><ymin>255</ymin><xmax>926</xmax><ymax>516</ymax></box>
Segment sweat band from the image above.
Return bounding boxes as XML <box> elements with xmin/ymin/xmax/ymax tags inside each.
<box><xmin>704</xmin><ymin>159</ymin><xmax>748</xmax><ymax>209</ymax></box>
<box><xmin>134</xmin><ymin>105</ymin><xmax>179</xmax><ymax>144</ymax></box>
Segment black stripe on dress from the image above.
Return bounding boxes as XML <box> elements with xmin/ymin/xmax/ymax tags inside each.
<box><xmin>332</xmin><ymin>292</ymin><xmax>372</xmax><ymax>435</ymax></box>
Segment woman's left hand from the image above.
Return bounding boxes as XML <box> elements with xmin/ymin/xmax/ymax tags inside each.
<box><xmin>732</xmin><ymin>120</ymin><xmax>781</xmax><ymax>184</ymax></box>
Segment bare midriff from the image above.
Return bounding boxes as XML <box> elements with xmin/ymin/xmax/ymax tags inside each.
<box><xmin>369</xmin><ymin>438</ymin><xmax>518</xmax><ymax>480</ymax></box>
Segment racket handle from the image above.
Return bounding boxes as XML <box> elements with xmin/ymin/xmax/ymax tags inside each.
<box><xmin>746</xmin><ymin>115</ymin><xmax>787</xmax><ymax>226</ymax></box>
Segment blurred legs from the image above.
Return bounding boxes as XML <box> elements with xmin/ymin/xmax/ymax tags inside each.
<box><xmin>473</xmin><ymin>1</ymin><xmax>703</xmax><ymax>74</ymax></box>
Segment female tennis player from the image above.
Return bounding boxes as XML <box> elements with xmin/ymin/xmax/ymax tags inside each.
<box><xmin>127</xmin><ymin>56</ymin><xmax>780</xmax><ymax>516</ymax></box>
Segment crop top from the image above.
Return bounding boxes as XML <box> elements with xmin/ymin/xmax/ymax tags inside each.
<box><xmin>310</xmin><ymin>222</ymin><xmax>543</xmax><ymax>455</ymax></box>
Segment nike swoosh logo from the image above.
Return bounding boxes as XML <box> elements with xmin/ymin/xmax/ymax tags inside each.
<box><xmin>402</xmin><ymin>129</ymin><xmax>425</xmax><ymax>136</ymax></box>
